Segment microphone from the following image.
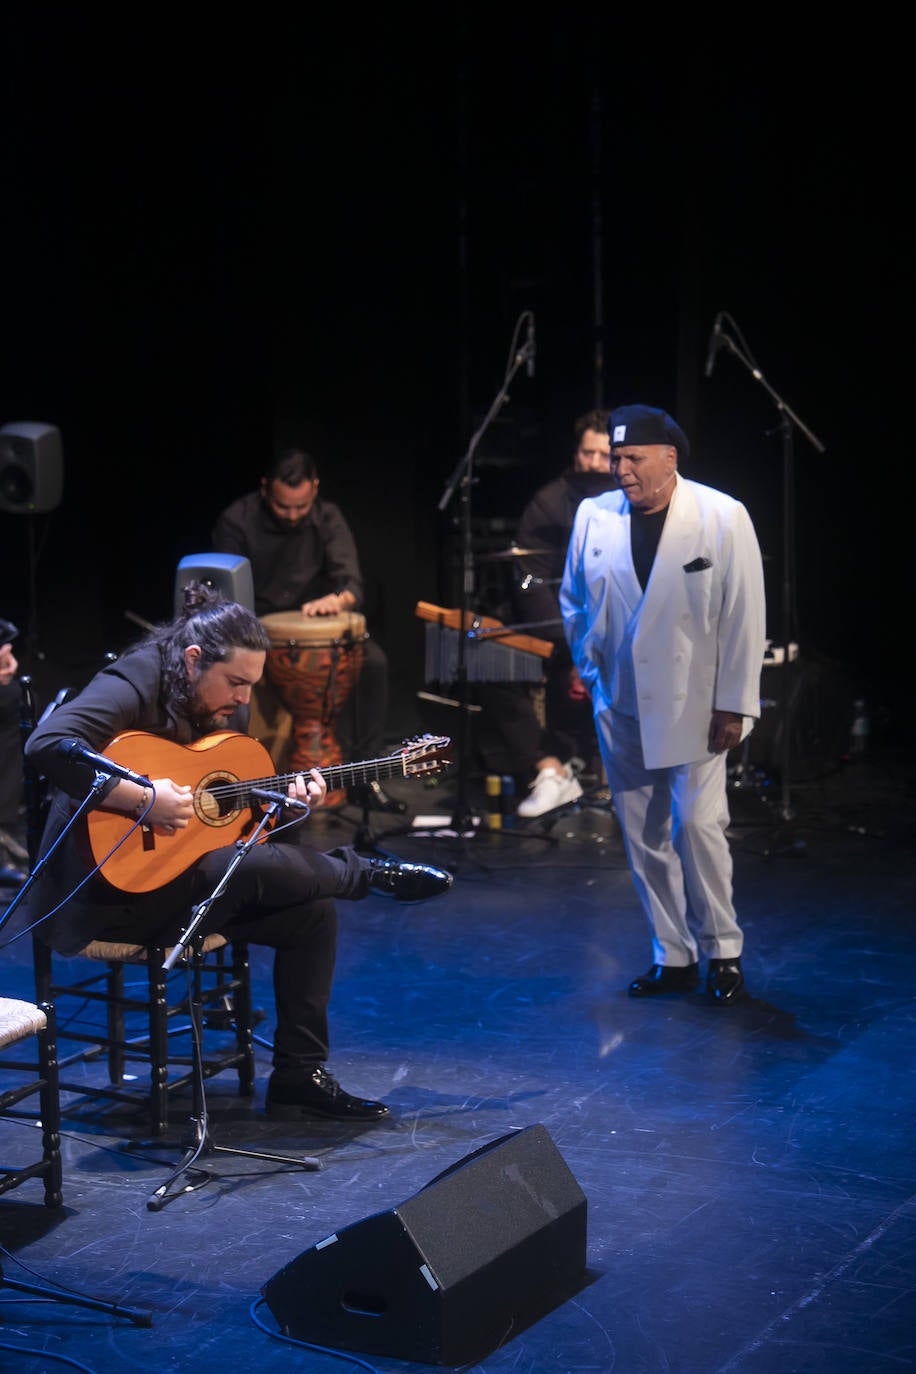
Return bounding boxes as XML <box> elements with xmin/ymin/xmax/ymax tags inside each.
<box><xmin>704</xmin><ymin>315</ymin><xmax>722</xmax><ymax>379</ymax></box>
<box><xmin>56</xmin><ymin>738</ymin><xmax>152</xmax><ymax>788</ymax></box>
<box><xmin>250</xmin><ymin>787</ymin><xmax>310</xmax><ymax>813</ymax></box>
<box><xmin>525</xmin><ymin>314</ymin><xmax>536</xmax><ymax>378</ymax></box>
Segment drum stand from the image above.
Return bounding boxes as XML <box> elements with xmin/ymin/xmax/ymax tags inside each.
<box><xmin>336</xmin><ymin>656</ymin><xmax>404</xmax><ymax>857</ymax></box>
<box><xmin>349</xmin><ymin>791</ymin><xmax>387</xmax><ymax>855</ymax></box>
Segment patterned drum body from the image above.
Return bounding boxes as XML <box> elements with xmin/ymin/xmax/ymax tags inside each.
<box><xmin>261</xmin><ymin>611</ymin><xmax>366</xmax><ymax>804</ymax></box>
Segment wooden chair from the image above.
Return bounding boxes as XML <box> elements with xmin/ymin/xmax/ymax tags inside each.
<box><xmin>32</xmin><ymin>935</ymin><xmax>257</xmax><ymax>1138</ymax></box>
<box><xmin>0</xmin><ymin>995</ymin><xmax>63</xmax><ymax>1207</ymax></box>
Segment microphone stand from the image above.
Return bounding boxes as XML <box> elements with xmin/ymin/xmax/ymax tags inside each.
<box><xmin>437</xmin><ymin>311</ymin><xmax>535</xmax><ymax>836</ymax></box>
<box><xmin>144</xmin><ymin>800</ymin><xmax>320</xmax><ymax>1210</ymax></box>
<box><xmin>712</xmin><ymin>314</ymin><xmax>825</xmax><ymax>854</ymax></box>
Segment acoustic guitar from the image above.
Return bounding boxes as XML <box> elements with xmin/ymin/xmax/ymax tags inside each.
<box><xmin>86</xmin><ymin>731</ymin><xmax>451</xmax><ymax>894</ymax></box>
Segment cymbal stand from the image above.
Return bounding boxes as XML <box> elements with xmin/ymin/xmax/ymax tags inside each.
<box><xmin>142</xmin><ymin>801</ymin><xmax>319</xmax><ymax>1211</ymax></box>
<box><xmin>711</xmin><ymin>311</ymin><xmax>825</xmax><ymax>855</ymax></box>
<box><xmin>437</xmin><ymin>310</ymin><xmax>535</xmax><ymax>835</ymax></box>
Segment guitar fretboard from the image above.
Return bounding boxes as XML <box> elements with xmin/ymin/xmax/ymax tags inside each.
<box><xmin>199</xmin><ymin>752</ymin><xmax>409</xmax><ymax>806</ymax></box>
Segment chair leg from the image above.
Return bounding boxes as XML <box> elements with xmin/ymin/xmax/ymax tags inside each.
<box><xmin>230</xmin><ymin>943</ymin><xmax>256</xmax><ymax>1096</ymax></box>
<box><xmin>36</xmin><ymin>1002</ymin><xmax>63</xmax><ymax>1208</ymax></box>
<box><xmin>107</xmin><ymin>962</ymin><xmax>126</xmax><ymax>1085</ymax></box>
<box><xmin>146</xmin><ymin>951</ymin><xmax>171</xmax><ymax>1136</ymax></box>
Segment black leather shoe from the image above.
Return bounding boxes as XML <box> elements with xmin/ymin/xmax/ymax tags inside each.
<box><xmin>350</xmin><ymin>780</ymin><xmax>408</xmax><ymax>815</ymax></box>
<box><xmin>706</xmin><ymin>957</ymin><xmax>746</xmax><ymax>1005</ymax></box>
<box><xmin>266</xmin><ymin>1067</ymin><xmax>390</xmax><ymax>1122</ymax></box>
<box><xmin>367</xmin><ymin>858</ymin><xmax>453</xmax><ymax>902</ymax></box>
<box><xmin>628</xmin><ymin>962</ymin><xmax>700</xmax><ymax>997</ymax></box>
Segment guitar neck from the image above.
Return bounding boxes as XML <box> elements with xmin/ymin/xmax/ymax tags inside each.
<box><xmin>266</xmin><ymin>754</ymin><xmax>407</xmax><ymax>796</ymax></box>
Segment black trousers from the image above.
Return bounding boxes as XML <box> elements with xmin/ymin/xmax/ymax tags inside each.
<box><xmin>96</xmin><ymin>839</ymin><xmax>371</xmax><ymax>1074</ymax></box>
<box><xmin>473</xmin><ymin>654</ymin><xmax>600</xmax><ymax>789</ymax></box>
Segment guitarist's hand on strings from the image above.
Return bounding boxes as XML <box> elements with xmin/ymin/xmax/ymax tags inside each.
<box><xmin>112</xmin><ymin>777</ymin><xmax>194</xmax><ymax>834</ymax></box>
<box><xmin>148</xmin><ymin>779</ymin><xmax>195</xmax><ymax>833</ymax></box>
<box><xmin>290</xmin><ymin>768</ymin><xmax>327</xmax><ymax>810</ymax></box>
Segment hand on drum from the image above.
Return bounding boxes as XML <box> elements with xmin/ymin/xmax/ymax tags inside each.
<box><xmin>290</xmin><ymin>768</ymin><xmax>328</xmax><ymax>809</ymax></box>
<box><xmin>300</xmin><ymin>592</ymin><xmax>354</xmax><ymax>617</ymax></box>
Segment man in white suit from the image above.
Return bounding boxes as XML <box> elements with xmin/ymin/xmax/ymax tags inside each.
<box><xmin>560</xmin><ymin>405</ymin><xmax>766</xmax><ymax>1004</ymax></box>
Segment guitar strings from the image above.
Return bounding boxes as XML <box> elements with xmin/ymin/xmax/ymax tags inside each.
<box><xmin>192</xmin><ymin>747</ymin><xmax>441</xmax><ymax>807</ymax></box>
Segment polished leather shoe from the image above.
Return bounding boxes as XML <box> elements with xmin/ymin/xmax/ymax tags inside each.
<box><xmin>628</xmin><ymin>962</ymin><xmax>700</xmax><ymax>997</ymax></box>
<box><xmin>350</xmin><ymin>780</ymin><xmax>408</xmax><ymax>815</ymax></box>
<box><xmin>367</xmin><ymin>857</ymin><xmax>453</xmax><ymax>903</ymax></box>
<box><xmin>266</xmin><ymin>1067</ymin><xmax>390</xmax><ymax>1122</ymax></box>
<box><xmin>706</xmin><ymin>957</ymin><xmax>746</xmax><ymax>1005</ymax></box>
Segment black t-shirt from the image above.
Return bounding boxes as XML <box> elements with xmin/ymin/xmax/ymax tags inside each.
<box><xmin>212</xmin><ymin>493</ymin><xmax>364</xmax><ymax>616</ymax></box>
<box><xmin>630</xmin><ymin>504</ymin><xmax>670</xmax><ymax>591</ymax></box>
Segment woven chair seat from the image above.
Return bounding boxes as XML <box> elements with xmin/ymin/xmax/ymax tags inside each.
<box><xmin>78</xmin><ymin>934</ymin><xmax>229</xmax><ymax>964</ymax></box>
<box><xmin>0</xmin><ymin>997</ymin><xmax>48</xmax><ymax>1050</ymax></box>
<box><xmin>0</xmin><ymin>995</ymin><xmax>63</xmax><ymax>1206</ymax></box>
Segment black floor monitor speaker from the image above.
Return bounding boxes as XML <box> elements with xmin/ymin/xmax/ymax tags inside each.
<box><xmin>174</xmin><ymin>553</ymin><xmax>255</xmax><ymax>615</ymax></box>
<box><xmin>0</xmin><ymin>422</ymin><xmax>64</xmax><ymax>513</ymax></box>
<box><xmin>261</xmin><ymin>1124</ymin><xmax>587</xmax><ymax>1366</ymax></box>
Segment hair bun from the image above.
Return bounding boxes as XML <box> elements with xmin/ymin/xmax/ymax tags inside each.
<box><xmin>181</xmin><ymin>580</ymin><xmax>223</xmax><ymax>617</ymax></box>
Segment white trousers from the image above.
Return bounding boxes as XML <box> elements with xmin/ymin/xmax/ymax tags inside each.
<box><xmin>597</xmin><ymin>708</ymin><xmax>744</xmax><ymax>967</ymax></box>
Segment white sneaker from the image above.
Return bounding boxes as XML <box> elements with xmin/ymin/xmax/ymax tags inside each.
<box><xmin>516</xmin><ymin>766</ymin><xmax>584</xmax><ymax>818</ymax></box>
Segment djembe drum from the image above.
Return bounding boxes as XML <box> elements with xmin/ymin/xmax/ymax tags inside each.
<box><xmin>260</xmin><ymin>611</ymin><xmax>367</xmax><ymax>807</ymax></box>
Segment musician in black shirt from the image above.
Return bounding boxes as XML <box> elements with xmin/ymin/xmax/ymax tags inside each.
<box><xmin>213</xmin><ymin>448</ymin><xmax>402</xmax><ymax>813</ymax></box>
<box><xmin>477</xmin><ymin>411</ymin><xmax>617</xmax><ymax>817</ymax></box>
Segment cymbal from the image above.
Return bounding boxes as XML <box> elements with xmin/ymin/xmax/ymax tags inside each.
<box><xmin>478</xmin><ymin>546</ymin><xmax>548</xmax><ymax>562</ymax></box>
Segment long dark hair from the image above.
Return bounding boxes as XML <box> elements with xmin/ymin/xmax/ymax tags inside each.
<box><xmin>148</xmin><ymin>582</ymin><xmax>270</xmax><ymax>715</ymax></box>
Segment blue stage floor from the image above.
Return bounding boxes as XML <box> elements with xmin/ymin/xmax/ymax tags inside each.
<box><xmin>2</xmin><ymin>748</ymin><xmax>915</xmax><ymax>1374</ymax></box>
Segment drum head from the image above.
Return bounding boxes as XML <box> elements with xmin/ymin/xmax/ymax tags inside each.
<box><xmin>261</xmin><ymin>610</ymin><xmax>367</xmax><ymax>645</ymax></box>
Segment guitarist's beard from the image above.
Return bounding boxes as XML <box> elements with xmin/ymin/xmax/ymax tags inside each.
<box><xmin>188</xmin><ymin>708</ymin><xmax>238</xmax><ymax>736</ymax></box>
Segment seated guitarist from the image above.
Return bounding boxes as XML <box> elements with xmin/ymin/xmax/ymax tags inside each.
<box><xmin>22</xmin><ymin>583</ymin><xmax>452</xmax><ymax>1124</ymax></box>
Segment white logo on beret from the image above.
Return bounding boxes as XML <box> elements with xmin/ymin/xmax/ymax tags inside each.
<box><xmin>612</xmin><ymin>424</ymin><xmax>627</xmax><ymax>443</ymax></box>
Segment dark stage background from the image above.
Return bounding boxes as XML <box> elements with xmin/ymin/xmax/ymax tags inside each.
<box><xmin>1</xmin><ymin>15</ymin><xmax>910</xmax><ymax>747</ymax></box>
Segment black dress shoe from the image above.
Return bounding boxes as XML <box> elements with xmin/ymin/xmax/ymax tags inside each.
<box><xmin>350</xmin><ymin>780</ymin><xmax>408</xmax><ymax>815</ymax></box>
<box><xmin>367</xmin><ymin>858</ymin><xmax>453</xmax><ymax>902</ymax></box>
<box><xmin>628</xmin><ymin>962</ymin><xmax>700</xmax><ymax>997</ymax></box>
<box><xmin>266</xmin><ymin>1067</ymin><xmax>390</xmax><ymax>1122</ymax></box>
<box><xmin>706</xmin><ymin>957</ymin><xmax>746</xmax><ymax>1005</ymax></box>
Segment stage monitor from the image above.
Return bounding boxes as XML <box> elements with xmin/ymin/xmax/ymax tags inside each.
<box><xmin>261</xmin><ymin>1124</ymin><xmax>588</xmax><ymax>1365</ymax></box>
<box><xmin>174</xmin><ymin>553</ymin><xmax>255</xmax><ymax>616</ymax></box>
<box><xmin>0</xmin><ymin>422</ymin><xmax>64</xmax><ymax>514</ymax></box>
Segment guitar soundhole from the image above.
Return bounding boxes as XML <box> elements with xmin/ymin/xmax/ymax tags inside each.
<box><xmin>195</xmin><ymin>770</ymin><xmax>241</xmax><ymax>827</ymax></box>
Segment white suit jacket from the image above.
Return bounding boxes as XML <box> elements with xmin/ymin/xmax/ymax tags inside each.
<box><xmin>560</xmin><ymin>474</ymin><xmax>766</xmax><ymax>769</ymax></box>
